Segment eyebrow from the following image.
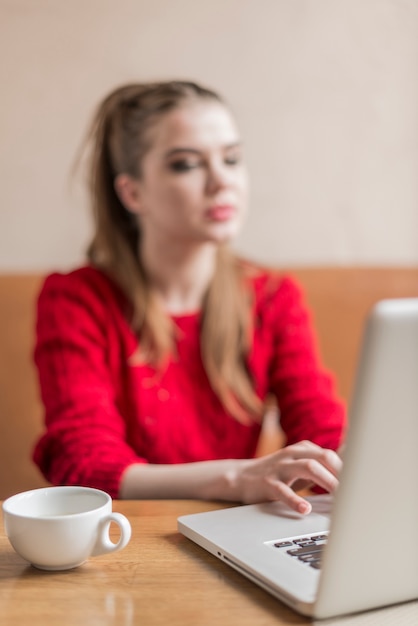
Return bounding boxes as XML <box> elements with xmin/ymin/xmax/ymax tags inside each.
<box><xmin>164</xmin><ymin>142</ymin><xmax>242</xmax><ymax>158</ymax></box>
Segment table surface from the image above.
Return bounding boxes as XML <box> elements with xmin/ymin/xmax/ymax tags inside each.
<box><xmin>1</xmin><ymin>499</ymin><xmax>417</xmax><ymax>626</ymax></box>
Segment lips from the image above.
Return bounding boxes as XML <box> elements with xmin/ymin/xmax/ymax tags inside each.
<box><xmin>205</xmin><ymin>204</ymin><xmax>236</xmax><ymax>222</ymax></box>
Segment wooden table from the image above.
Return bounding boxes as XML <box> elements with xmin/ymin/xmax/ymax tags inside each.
<box><xmin>1</xmin><ymin>500</ymin><xmax>417</xmax><ymax>626</ymax></box>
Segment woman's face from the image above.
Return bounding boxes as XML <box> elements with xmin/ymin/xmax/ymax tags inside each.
<box><xmin>120</xmin><ymin>100</ymin><xmax>249</xmax><ymax>249</ymax></box>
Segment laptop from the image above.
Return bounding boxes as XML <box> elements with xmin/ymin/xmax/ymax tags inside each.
<box><xmin>178</xmin><ymin>298</ymin><xmax>418</xmax><ymax>620</ymax></box>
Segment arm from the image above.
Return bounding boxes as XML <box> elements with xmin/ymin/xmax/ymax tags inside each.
<box><xmin>265</xmin><ymin>276</ymin><xmax>347</xmax><ymax>450</ymax></box>
<box><xmin>33</xmin><ymin>270</ymin><xmax>142</xmax><ymax>498</ymax></box>
<box><xmin>120</xmin><ymin>441</ymin><xmax>342</xmax><ymax>514</ymax></box>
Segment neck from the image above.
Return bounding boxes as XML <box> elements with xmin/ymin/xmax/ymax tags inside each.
<box><xmin>140</xmin><ymin>238</ymin><xmax>218</xmax><ymax>315</ymax></box>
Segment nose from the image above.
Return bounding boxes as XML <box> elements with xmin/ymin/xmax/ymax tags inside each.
<box><xmin>205</xmin><ymin>161</ymin><xmax>232</xmax><ymax>195</ymax></box>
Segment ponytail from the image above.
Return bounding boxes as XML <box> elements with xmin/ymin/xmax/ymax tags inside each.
<box><xmin>79</xmin><ymin>81</ymin><xmax>263</xmax><ymax>422</ymax></box>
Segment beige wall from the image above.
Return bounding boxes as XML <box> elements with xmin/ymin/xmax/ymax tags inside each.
<box><xmin>1</xmin><ymin>0</ymin><xmax>417</xmax><ymax>271</ymax></box>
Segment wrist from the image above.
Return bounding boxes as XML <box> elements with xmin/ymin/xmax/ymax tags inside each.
<box><xmin>202</xmin><ymin>459</ymin><xmax>247</xmax><ymax>502</ymax></box>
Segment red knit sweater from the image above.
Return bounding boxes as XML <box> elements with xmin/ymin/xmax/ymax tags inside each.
<box><xmin>33</xmin><ymin>266</ymin><xmax>346</xmax><ymax>498</ymax></box>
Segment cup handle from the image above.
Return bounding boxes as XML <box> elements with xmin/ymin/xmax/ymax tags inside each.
<box><xmin>92</xmin><ymin>512</ymin><xmax>132</xmax><ymax>557</ymax></box>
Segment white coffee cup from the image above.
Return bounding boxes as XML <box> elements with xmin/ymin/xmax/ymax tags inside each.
<box><xmin>2</xmin><ymin>486</ymin><xmax>132</xmax><ymax>570</ymax></box>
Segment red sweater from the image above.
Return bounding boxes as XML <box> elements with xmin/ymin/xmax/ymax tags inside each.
<box><xmin>33</xmin><ymin>266</ymin><xmax>346</xmax><ymax>498</ymax></box>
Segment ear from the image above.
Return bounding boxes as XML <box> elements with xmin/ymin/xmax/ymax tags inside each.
<box><xmin>114</xmin><ymin>174</ymin><xmax>143</xmax><ymax>214</ymax></box>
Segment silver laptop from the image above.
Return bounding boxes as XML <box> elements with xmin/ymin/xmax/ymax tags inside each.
<box><xmin>178</xmin><ymin>298</ymin><xmax>418</xmax><ymax>619</ymax></box>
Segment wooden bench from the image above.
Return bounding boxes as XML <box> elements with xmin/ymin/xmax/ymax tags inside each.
<box><xmin>1</xmin><ymin>268</ymin><xmax>417</xmax><ymax>499</ymax></box>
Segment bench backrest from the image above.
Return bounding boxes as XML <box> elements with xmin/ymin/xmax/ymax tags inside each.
<box><xmin>1</xmin><ymin>268</ymin><xmax>417</xmax><ymax>499</ymax></box>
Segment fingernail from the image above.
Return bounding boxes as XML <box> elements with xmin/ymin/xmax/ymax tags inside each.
<box><xmin>298</xmin><ymin>502</ymin><xmax>311</xmax><ymax>515</ymax></box>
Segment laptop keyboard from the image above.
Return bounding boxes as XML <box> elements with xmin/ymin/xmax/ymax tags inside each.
<box><xmin>271</xmin><ymin>532</ymin><xmax>329</xmax><ymax>570</ymax></box>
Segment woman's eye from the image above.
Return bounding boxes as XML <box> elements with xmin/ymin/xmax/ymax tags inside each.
<box><xmin>169</xmin><ymin>160</ymin><xmax>200</xmax><ymax>173</ymax></box>
<box><xmin>224</xmin><ymin>154</ymin><xmax>241</xmax><ymax>166</ymax></box>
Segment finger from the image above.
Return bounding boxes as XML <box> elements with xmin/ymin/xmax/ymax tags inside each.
<box><xmin>280</xmin><ymin>458</ymin><xmax>339</xmax><ymax>494</ymax></box>
<box><xmin>266</xmin><ymin>479</ymin><xmax>312</xmax><ymax>515</ymax></box>
<box><xmin>281</xmin><ymin>443</ymin><xmax>343</xmax><ymax>478</ymax></box>
<box><xmin>310</xmin><ymin>448</ymin><xmax>342</xmax><ymax>478</ymax></box>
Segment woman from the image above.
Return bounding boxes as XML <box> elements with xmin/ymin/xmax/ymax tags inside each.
<box><xmin>33</xmin><ymin>81</ymin><xmax>345</xmax><ymax>514</ymax></box>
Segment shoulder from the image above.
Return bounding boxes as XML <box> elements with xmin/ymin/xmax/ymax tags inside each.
<box><xmin>40</xmin><ymin>266</ymin><xmax>124</xmax><ymax>302</ymax></box>
<box><xmin>35</xmin><ymin>267</ymin><xmax>138</xmax><ymax>361</ymax></box>
<box><xmin>37</xmin><ymin>266</ymin><xmax>129</xmax><ymax>323</ymax></box>
<box><xmin>239</xmin><ymin>259</ymin><xmax>306</xmax><ymax>314</ymax></box>
<box><xmin>41</xmin><ymin>265</ymin><xmax>119</xmax><ymax>295</ymax></box>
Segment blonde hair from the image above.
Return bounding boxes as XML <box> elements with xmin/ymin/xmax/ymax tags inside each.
<box><xmin>83</xmin><ymin>81</ymin><xmax>263</xmax><ymax>422</ymax></box>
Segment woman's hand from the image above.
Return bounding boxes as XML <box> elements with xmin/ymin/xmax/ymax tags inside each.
<box><xmin>230</xmin><ymin>440</ymin><xmax>342</xmax><ymax>514</ymax></box>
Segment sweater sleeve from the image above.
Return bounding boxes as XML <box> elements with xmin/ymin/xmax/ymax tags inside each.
<box><xmin>266</xmin><ymin>276</ymin><xmax>346</xmax><ymax>451</ymax></box>
<box><xmin>33</xmin><ymin>270</ymin><xmax>143</xmax><ymax>498</ymax></box>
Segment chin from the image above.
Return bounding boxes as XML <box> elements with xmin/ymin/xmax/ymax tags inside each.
<box><xmin>206</xmin><ymin>220</ymin><xmax>242</xmax><ymax>243</ymax></box>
